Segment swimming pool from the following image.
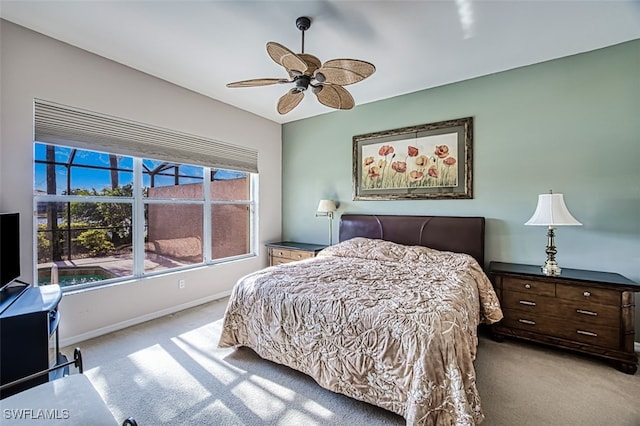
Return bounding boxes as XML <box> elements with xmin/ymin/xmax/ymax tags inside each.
<box><xmin>38</xmin><ymin>266</ymin><xmax>117</xmax><ymax>286</ymax></box>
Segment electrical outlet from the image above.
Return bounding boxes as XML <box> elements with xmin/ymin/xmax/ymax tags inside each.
<box><xmin>179</xmin><ymin>279</ymin><xmax>186</xmax><ymax>289</ymax></box>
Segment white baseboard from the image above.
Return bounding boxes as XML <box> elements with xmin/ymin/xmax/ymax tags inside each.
<box><xmin>59</xmin><ymin>290</ymin><xmax>231</xmax><ymax>348</ymax></box>
<box><xmin>635</xmin><ymin>342</ymin><xmax>640</xmax><ymax>354</ymax></box>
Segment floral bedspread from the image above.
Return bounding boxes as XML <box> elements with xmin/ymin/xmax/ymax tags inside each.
<box><xmin>218</xmin><ymin>238</ymin><xmax>503</xmax><ymax>425</ymax></box>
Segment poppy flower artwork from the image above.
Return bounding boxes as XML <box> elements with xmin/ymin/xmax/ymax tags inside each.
<box><xmin>361</xmin><ymin>137</ymin><xmax>458</xmax><ymax>190</ymax></box>
<box><xmin>352</xmin><ymin>117</ymin><xmax>473</xmax><ymax>200</ymax></box>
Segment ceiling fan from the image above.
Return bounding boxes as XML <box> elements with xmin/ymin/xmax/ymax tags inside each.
<box><xmin>227</xmin><ymin>16</ymin><xmax>376</xmax><ymax>115</ymax></box>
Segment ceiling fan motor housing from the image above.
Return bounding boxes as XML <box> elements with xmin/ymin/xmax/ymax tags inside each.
<box><xmin>294</xmin><ymin>75</ymin><xmax>311</xmax><ymax>91</ymax></box>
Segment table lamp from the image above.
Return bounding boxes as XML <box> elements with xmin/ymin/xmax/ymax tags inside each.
<box><xmin>525</xmin><ymin>190</ymin><xmax>582</xmax><ymax>276</ymax></box>
<box><xmin>316</xmin><ymin>200</ymin><xmax>337</xmax><ymax>245</ymax></box>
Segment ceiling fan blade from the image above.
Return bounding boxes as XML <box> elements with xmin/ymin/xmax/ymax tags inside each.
<box><xmin>298</xmin><ymin>53</ymin><xmax>322</xmax><ymax>76</ymax></box>
<box><xmin>314</xmin><ymin>84</ymin><xmax>355</xmax><ymax>110</ymax></box>
<box><xmin>316</xmin><ymin>59</ymin><xmax>376</xmax><ymax>86</ymax></box>
<box><xmin>266</xmin><ymin>42</ymin><xmax>308</xmax><ymax>74</ymax></box>
<box><xmin>227</xmin><ymin>78</ymin><xmax>290</xmax><ymax>88</ymax></box>
<box><xmin>277</xmin><ymin>89</ymin><xmax>305</xmax><ymax>115</ymax></box>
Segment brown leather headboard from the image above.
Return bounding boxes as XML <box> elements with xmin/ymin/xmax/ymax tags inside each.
<box><xmin>339</xmin><ymin>214</ymin><xmax>485</xmax><ymax>266</ymax></box>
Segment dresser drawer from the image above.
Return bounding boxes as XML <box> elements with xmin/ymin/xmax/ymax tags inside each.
<box><xmin>271</xmin><ymin>256</ymin><xmax>294</xmax><ymax>266</ymax></box>
<box><xmin>556</xmin><ymin>283</ymin><xmax>620</xmax><ymax>306</ymax></box>
<box><xmin>268</xmin><ymin>247</ymin><xmax>316</xmax><ymax>266</ymax></box>
<box><xmin>502</xmin><ymin>276</ymin><xmax>555</xmax><ymax>296</ymax></box>
<box><xmin>501</xmin><ymin>309</ymin><xmax>620</xmax><ymax>349</ymax></box>
<box><xmin>270</xmin><ymin>248</ymin><xmax>315</xmax><ymax>261</ymax></box>
<box><xmin>501</xmin><ymin>291</ymin><xmax>620</xmax><ymax>327</ymax></box>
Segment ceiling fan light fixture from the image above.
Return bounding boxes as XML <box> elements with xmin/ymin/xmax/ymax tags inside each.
<box><xmin>226</xmin><ymin>16</ymin><xmax>375</xmax><ymax>114</ymax></box>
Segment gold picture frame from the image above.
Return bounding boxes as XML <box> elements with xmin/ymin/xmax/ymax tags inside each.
<box><xmin>352</xmin><ymin>117</ymin><xmax>473</xmax><ymax>200</ymax></box>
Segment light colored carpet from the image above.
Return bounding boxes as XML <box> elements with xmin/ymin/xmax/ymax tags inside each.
<box><xmin>63</xmin><ymin>298</ymin><xmax>640</xmax><ymax>425</ymax></box>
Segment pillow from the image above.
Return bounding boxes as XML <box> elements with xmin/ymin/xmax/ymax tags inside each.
<box><xmin>318</xmin><ymin>237</ymin><xmax>435</xmax><ymax>263</ymax></box>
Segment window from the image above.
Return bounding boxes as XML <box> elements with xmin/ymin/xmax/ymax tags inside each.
<box><xmin>34</xmin><ymin>142</ymin><xmax>256</xmax><ymax>290</ymax></box>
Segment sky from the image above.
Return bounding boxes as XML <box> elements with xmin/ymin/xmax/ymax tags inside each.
<box><xmin>34</xmin><ymin>143</ymin><xmax>243</xmax><ymax>195</ymax></box>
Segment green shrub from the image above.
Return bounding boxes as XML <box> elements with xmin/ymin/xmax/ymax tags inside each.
<box><xmin>73</xmin><ymin>229</ymin><xmax>115</xmax><ymax>256</ymax></box>
<box><xmin>37</xmin><ymin>224</ymin><xmax>52</xmax><ymax>262</ymax></box>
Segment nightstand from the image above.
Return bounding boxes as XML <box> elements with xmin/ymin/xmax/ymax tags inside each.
<box><xmin>489</xmin><ymin>261</ymin><xmax>640</xmax><ymax>374</ymax></box>
<box><xmin>265</xmin><ymin>241</ymin><xmax>327</xmax><ymax>266</ymax></box>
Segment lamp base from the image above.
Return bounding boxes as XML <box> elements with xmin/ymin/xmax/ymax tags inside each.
<box><xmin>541</xmin><ymin>260</ymin><xmax>561</xmax><ymax>276</ymax></box>
<box><xmin>541</xmin><ymin>225</ymin><xmax>562</xmax><ymax>276</ymax></box>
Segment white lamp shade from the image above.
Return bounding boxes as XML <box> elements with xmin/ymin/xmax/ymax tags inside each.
<box><xmin>317</xmin><ymin>199</ymin><xmax>337</xmax><ymax>213</ymax></box>
<box><xmin>525</xmin><ymin>193</ymin><xmax>582</xmax><ymax>226</ymax></box>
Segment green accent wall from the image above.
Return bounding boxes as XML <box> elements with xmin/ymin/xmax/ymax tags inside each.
<box><xmin>282</xmin><ymin>40</ymin><xmax>640</xmax><ymax>337</ymax></box>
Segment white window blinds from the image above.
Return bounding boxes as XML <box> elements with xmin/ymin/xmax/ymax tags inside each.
<box><xmin>34</xmin><ymin>99</ymin><xmax>258</xmax><ymax>173</ymax></box>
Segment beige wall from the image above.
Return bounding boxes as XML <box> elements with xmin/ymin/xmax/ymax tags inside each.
<box><xmin>0</xmin><ymin>20</ymin><xmax>282</xmax><ymax>346</ymax></box>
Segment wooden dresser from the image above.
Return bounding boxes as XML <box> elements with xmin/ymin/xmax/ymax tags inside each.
<box><xmin>265</xmin><ymin>241</ymin><xmax>327</xmax><ymax>266</ymax></box>
<box><xmin>489</xmin><ymin>262</ymin><xmax>640</xmax><ymax>374</ymax></box>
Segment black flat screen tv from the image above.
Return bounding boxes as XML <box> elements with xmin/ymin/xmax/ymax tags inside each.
<box><xmin>0</xmin><ymin>212</ymin><xmax>20</xmax><ymax>290</ymax></box>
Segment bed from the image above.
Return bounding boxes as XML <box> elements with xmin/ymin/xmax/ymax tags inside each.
<box><xmin>218</xmin><ymin>214</ymin><xmax>503</xmax><ymax>425</ymax></box>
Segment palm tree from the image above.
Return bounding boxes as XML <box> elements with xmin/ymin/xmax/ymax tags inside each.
<box><xmin>109</xmin><ymin>154</ymin><xmax>119</xmax><ymax>189</ymax></box>
<box><xmin>46</xmin><ymin>145</ymin><xmax>63</xmax><ymax>261</ymax></box>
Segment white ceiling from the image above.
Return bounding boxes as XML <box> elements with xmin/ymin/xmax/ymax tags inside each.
<box><xmin>2</xmin><ymin>1</ymin><xmax>640</xmax><ymax>124</ymax></box>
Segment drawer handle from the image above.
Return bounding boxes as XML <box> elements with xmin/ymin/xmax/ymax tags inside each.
<box><xmin>576</xmin><ymin>309</ymin><xmax>598</xmax><ymax>317</ymax></box>
<box><xmin>518</xmin><ymin>319</ymin><xmax>536</xmax><ymax>325</ymax></box>
<box><xmin>583</xmin><ymin>291</ymin><xmax>591</xmax><ymax>297</ymax></box>
<box><xmin>577</xmin><ymin>330</ymin><xmax>598</xmax><ymax>337</ymax></box>
<box><xmin>519</xmin><ymin>300</ymin><xmax>536</xmax><ymax>306</ymax></box>
<box><xmin>278</xmin><ymin>251</ymin><xmax>284</xmax><ymax>256</ymax></box>
<box><xmin>524</xmin><ymin>284</ymin><xmax>531</xmax><ymax>289</ymax></box>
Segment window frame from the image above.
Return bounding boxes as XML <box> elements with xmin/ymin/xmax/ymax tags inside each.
<box><xmin>33</xmin><ymin>143</ymin><xmax>257</xmax><ymax>292</ymax></box>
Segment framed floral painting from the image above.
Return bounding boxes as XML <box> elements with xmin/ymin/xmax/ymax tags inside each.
<box><xmin>352</xmin><ymin>117</ymin><xmax>473</xmax><ymax>200</ymax></box>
